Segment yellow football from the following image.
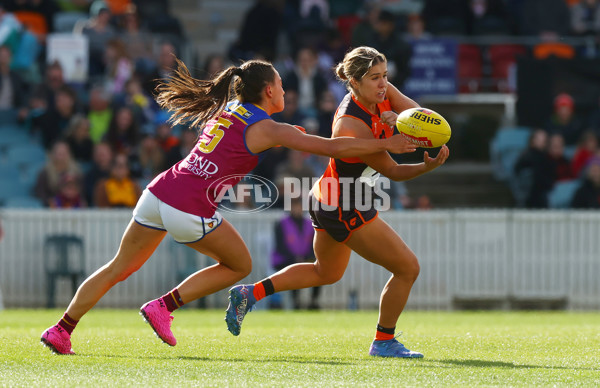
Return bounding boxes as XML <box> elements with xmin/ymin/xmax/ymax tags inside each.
<box><xmin>395</xmin><ymin>107</ymin><xmax>451</xmax><ymax>148</ymax></box>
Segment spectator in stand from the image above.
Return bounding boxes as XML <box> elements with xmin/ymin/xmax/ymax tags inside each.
<box><xmin>415</xmin><ymin>194</ymin><xmax>433</xmax><ymax>210</ymax></box>
<box><xmin>270</xmin><ymin>197</ymin><xmax>320</xmax><ymax>310</ymax></box>
<box><xmin>571</xmin><ymin>131</ymin><xmax>598</xmax><ymax>177</ymax></box>
<box><xmin>87</xmin><ymin>85</ymin><xmax>113</xmax><ymax>143</ymax></box>
<box><xmin>570</xmin><ymin>0</ymin><xmax>600</xmax><ymax>36</ymax></box>
<box><xmin>466</xmin><ymin>0</ymin><xmax>510</xmax><ymax>36</ymax></box>
<box><xmin>228</xmin><ymin>0</ymin><xmax>283</xmax><ymax>62</ymax></box>
<box><xmin>547</xmin><ymin>133</ymin><xmax>574</xmax><ymax>182</ymax></box>
<box><xmin>404</xmin><ymin>13</ymin><xmax>432</xmax><ymax>41</ymax></box>
<box><xmin>514</xmin><ymin>128</ymin><xmax>555</xmax><ymax>208</ymax></box>
<box><xmin>104</xmin><ymin>105</ymin><xmax>140</xmax><ymax>156</ymax></box>
<box><xmin>274</xmin><ymin>149</ymin><xmax>316</xmax><ymax>208</ymax></box>
<box><xmin>352</xmin><ymin>3</ymin><xmax>381</xmax><ymax>48</ymax></box>
<box><xmin>93</xmin><ymin>152</ymin><xmax>141</xmax><ymax>208</ymax></box>
<box><xmin>34</xmin><ymin>140</ymin><xmax>83</xmax><ymax>206</ymax></box>
<box><xmin>547</xmin><ymin>93</ymin><xmax>584</xmax><ymax>146</ymax></box>
<box><xmin>587</xmin><ymin>93</ymin><xmax>600</xmax><ymax>134</ymax></box>
<box><xmin>115</xmin><ymin>75</ymin><xmax>158</xmax><ymax>134</ymax></box>
<box><xmin>129</xmin><ymin>135</ymin><xmax>164</xmax><ymax>185</ymax></box>
<box><xmin>0</xmin><ymin>4</ymin><xmax>22</xmax><ymax>51</ymax></box>
<box><xmin>164</xmin><ymin>128</ymin><xmax>196</xmax><ymax>168</ymax></box>
<box><xmin>286</xmin><ymin>0</ymin><xmax>329</xmax><ymax>52</ymax></box>
<box><xmin>142</xmin><ymin>41</ymin><xmax>177</xmax><ymax>97</ymax></box>
<box><xmin>102</xmin><ymin>38</ymin><xmax>133</xmax><ymax>95</ymax></box>
<box><xmin>49</xmin><ymin>173</ymin><xmax>87</xmax><ymax>209</ymax></box>
<box><xmin>366</xmin><ymin>10</ymin><xmax>411</xmax><ymax>88</ymax></box>
<box><xmin>64</xmin><ymin>114</ymin><xmax>94</xmax><ymax>166</ymax></box>
<box><xmin>0</xmin><ymin>44</ymin><xmax>28</xmax><ymax>121</ymax></box>
<box><xmin>518</xmin><ymin>0</ymin><xmax>574</xmax><ymax>59</ymax></box>
<box><xmin>33</xmin><ymin>85</ymin><xmax>79</xmax><ymax>150</ymax></box>
<box><xmin>82</xmin><ymin>1</ymin><xmax>116</xmax><ymax>79</ymax></box>
<box><xmin>316</xmin><ymin>89</ymin><xmax>336</xmax><ymax>138</ymax></box>
<box><xmin>271</xmin><ymin>90</ymin><xmax>306</xmax><ymax>125</ymax></box>
<box><xmin>117</xmin><ymin>3</ymin><xmax>153</xmax><ymax>70</ymax></box>
<box><xmin>519</xmin><ymin>0</ymin><xmax>570</xmax><ymax>36</ymax></box>
<box><xmin>4</xmin><ymin>0</ymin><xmax>58</xmax><ymax>36</ymax></box>
<box><xmin>83</xmin><ymin>141</ymin><xmax>113</xmax><ymax>205</ymax></box>
<box><xmin>199</xmin><ymin>53</ymin><xmax>226</xmax><ymax>80</ymax></box>
<box><xmin>421</xmin><ymin>0</ymin><xmax>470</xmax><ymax>35</ymax></box>
<box><xmin>571</xmin><ymin>159</ymin><xmax>600</xmax><ymax>208</ymax></box>
<box><xmin>154</xmin><ymin>113</ymin><xmax>179</xmax><ymax>154</ymax></box>
<box><xmin>282</xmin><ymin>47</ymin><xmax>327</xmax><ymax>118</ymax></box>
<box><xmin>33</xmin><ymin>61</ymin><xmax>66</xmax><ymax>111</ymax></box>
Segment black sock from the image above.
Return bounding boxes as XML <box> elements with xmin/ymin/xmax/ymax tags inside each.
<box><xmin>261</xmin><ymin>278</ymin><xmax>275</xmax><ymax>297</ymax></box>
<box><xmin>376</xmin><ymin>324</ymin><xmax>395</xmax><ymax>335</ymax></box>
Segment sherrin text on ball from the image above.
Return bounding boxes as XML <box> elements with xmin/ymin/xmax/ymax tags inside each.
<box><xmin>395</xmin><ymin>107</ymin><xmax>451</xmax><ymax>148</ymax></box>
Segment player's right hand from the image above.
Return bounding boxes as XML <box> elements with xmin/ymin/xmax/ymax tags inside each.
<box><xmin>386</xmin><ymin>133</ymin><xmax>417</xmax><ymax>154</ymax></box>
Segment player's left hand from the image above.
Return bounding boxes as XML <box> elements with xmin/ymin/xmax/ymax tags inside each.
<box><xmin>380</xmin><ymin>111</ymin><xmax>398</xmax><ymax>128</ymax></box>
<box><xmin>423</xmin><ymin>144</ymin><xmax>450</xmax><ymax>171</ymax></box>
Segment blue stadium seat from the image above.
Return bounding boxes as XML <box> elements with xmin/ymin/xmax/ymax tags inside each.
<box><xmin>489</xmin><ymin>127</ymin><xmax>531</xmax><ymax>181</ymax></box>
<box><xmin>4</xmin><ymin>196</ymin><xmax>43</xmax><ymax>208</ymax></box>
<box><xmin>21</xmin><ymin>161</ymin><xmax>45</xmax><ymax>186</ymax></box>
<box><xmin>0</xmin><ymin>178</ymin><xmax>31</xmax><ymax>205</ymax></box>
<box><xmin>548</xmin><ymin>179</ymin><xmax>581</xmax><ymax>209</ymax></box>
<box><xmin>0</xmin><ymin>165</ymin><xmax>20</xmax><ymax>181</ymax></box>
<box><xmin>0</xmin><ymin>129</ymin><xmax>30</xmax><ymax>149</ymax></box>
<box><xmin>0</xmin><ymin>109</ymin><xmax>18</xmax><ymax>127</ymax></box>
<box><xmin>7</xmin><ymin>143</ymin><xmax>47</xmax><ymax>167</ymax></box>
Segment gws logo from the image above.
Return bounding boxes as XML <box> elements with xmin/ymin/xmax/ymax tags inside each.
<box><xmin>208</xmin><ymin>174</ymin><xmax>279</xmax><ymax>214</ymax></box>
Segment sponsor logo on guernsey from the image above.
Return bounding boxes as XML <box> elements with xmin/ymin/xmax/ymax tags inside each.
<box><xmin>183</xmin><ymin>153</ymin><xmax>219</xmax><ymax>178</ymax></box>
<box><xmin>230</xmin><ymin>103</ymin><xmax>254</xmax><ymax>119</ymax></box>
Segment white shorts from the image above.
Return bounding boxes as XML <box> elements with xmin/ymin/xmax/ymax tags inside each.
<box><xmin>133</xmin><ymin>189</ymin><xmax>223</xmax><ymax>243</ymax></box>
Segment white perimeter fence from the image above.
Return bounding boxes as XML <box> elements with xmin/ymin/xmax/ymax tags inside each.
<box><xmin>0</xmin><ymin>209</ymin><xmax>599</xmax><ymax>310</ymax></box>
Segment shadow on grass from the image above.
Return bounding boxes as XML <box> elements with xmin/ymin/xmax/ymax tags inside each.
<box><xmin>426</xmin><ymin>359</ymin><xmax>598</xmax><ymax>371</ymax></box>
<box><xmin>90</xmin><ymin>353</ymin><xmax>355</xmax><ymax>366</ymax></box>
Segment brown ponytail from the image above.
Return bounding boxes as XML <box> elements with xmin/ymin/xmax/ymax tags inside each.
<box><xmin>155</xmin><ymin>57</ymin><xmax>276</xmax><ymax>128</ymax></box>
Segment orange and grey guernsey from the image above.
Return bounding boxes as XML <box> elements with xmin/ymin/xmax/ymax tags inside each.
<box><xmin>312</xmin><ymin>93</ymin><xmax>394</xmax><ymax>209</ymax></box>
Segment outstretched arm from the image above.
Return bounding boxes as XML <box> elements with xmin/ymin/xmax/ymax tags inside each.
<box><xmin>245</xmin><ymin>120</ymin><xmax>417</xmax><ymax>158</ymax></box>
<box><xmin>361</xmin><ymin>145</ymin><xmax>450</xmax><ymax>182</ymax></box>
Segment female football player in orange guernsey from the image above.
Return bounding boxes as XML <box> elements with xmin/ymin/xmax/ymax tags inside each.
<box><xmin>40</xmin><ymin>56</ymin><xmax>418</xmax><ymax>355</ymax></box>
<box><xmin>226</xmin><ymin>46</ymin><xmax>450</xmax><ymax>358</ymax></box>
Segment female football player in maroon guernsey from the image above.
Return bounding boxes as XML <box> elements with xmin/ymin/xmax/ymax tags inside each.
<box><xmin>227</xmin><ymin>47</ymin><xmax>449</xmax><ymax>358</ymax></box>
<box><xmin>40</xmin><ymin>56</ymin><xmax>418</xmax><ymax>355</ymax></box>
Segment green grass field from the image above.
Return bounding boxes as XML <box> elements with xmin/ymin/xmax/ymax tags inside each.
<box><xmin>1</xmin><ymin>309</ymin><xmax>599</xmax><ymax>387</ymax></box>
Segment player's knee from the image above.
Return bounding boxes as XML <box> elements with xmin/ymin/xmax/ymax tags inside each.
<box><xmin>239</xmin><ymin>262</ymin><xmax>252</xmax><ymax>278</ymax></box>
<box><xmin>319</xmin><ymin>270</ymin><xmax>344</xmax><ymax>285</ymax></box>
<box><xmin>232</xmin><ymin>258</ymin><xmax>252</xmax><ymax>279</ymax></box>
<box><xmin>106</xmin><ymin>264</ymin><xmax>138</xmax><ymax>284</ymax></box>
<box><xmin>401</xmin><ymin>257</ymin><xmax>420</xmax><ymax>282</ymax></box>
<box><xmin>391</xmin><ymin>255</ymin><xmax>420</xmax><ymax>283</ymax></box>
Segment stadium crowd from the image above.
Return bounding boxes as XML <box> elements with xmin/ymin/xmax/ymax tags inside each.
<box><xmin>1</xmin><ymin>0</ymin><xmax>600</xmax><ymax>209</ymax></box>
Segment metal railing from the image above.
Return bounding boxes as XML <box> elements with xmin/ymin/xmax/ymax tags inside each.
<box><xmin>0</xmin><ymin>209</ymin><xmax>599</xmax><ymax>310</ymax></box>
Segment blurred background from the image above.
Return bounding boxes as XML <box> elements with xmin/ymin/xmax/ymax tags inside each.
<box><xmin>1</xmin><ymin>0</ymin><xmax>599</xmax><ymax>312</ymax></box>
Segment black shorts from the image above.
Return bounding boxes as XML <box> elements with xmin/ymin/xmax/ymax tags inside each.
<box><xmin>308</xmin><ymin>192</ymin><xmax>378</xmax><ymax>243</ymax></box>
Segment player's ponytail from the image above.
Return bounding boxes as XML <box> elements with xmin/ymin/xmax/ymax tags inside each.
<box><xmin>156</xmin><ymin>58</ymin><xmax>275</xmax><ymax>128</ymax></box>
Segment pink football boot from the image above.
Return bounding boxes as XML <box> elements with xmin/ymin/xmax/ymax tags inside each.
<box><xmin>41</xmin><ymin>325</ymin><xmax>75</xmax><ymax>355</ymax></box>
<box><xmin>140</xmin><ymin>299</ymin><xmax>177</xmax><ymax>346</ymax></box>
